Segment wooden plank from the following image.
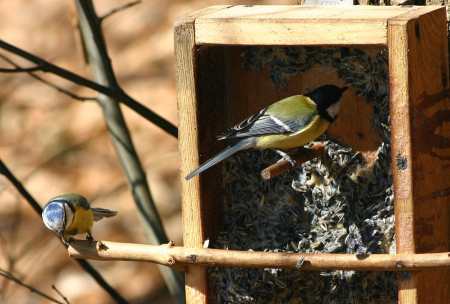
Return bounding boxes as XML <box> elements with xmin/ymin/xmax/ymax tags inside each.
<box><xmin>404</xmin><ymin>7</ymin><xmax>450</xmax><ymax>304</ymax></box>
<box><xmin>201</xmin><ymin>5</ymin><xmax>414</xmax><ymax>20</ymax></box>
<box><xmin>194</xmin><ymin>5</ymin><xmax>428</xmax><ymax>46</ymax></box>
<box><xmin>388</xmin><ymin>17</ymin><xmax>418</xmax><ymax>304</ymax></box>
<box><xmin>174</xmin><ymin>17</ymin><xmax>207</xmax><ymax>304</ymax></box>
<box><xmin>195</xmin><ymin>19</ymin><xmax>389</xmax><ymax>45</ymax></box>
<box><xmin>390</xmin><ymin>5</ymin><xmax>444</xmax><ymax>22</ymax></box>
<box><xmin>389</xmin><ymin>6</ymin><xmax>450</xmax><ymax>304</ymax></box>
<box><xmin>194</xmin><ymin>6</ymin><xmax>444</xmax><ymax>46</ymax></box>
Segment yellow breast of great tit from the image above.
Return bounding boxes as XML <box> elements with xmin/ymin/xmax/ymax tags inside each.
<box><xmin>255</xmin><ymin>115</ymin><xmax>330</xmax><ymax>150</ymax></box>
<box><xmin>64</xmin><ymin>205</ymin><xmax>94</xmax><ymax>236</ymax></box>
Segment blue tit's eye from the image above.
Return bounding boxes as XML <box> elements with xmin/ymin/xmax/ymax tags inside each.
<box><xmin>42</xmin><ymin>201</ymin><xmax>65</xmax><ymax>233</ymax></box>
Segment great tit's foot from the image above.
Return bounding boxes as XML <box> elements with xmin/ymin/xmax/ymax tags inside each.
<box><xmin>275</xmin><ymin>150</ymin><xmax>296</xmax><ymax>167</ymax></box>
<box><xmin>86</xmin><ymin>232</ymin><xmax>94</xmax><ymax>243</ymax></box>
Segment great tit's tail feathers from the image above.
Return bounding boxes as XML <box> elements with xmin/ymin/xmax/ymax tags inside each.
<box><xmin>185</xmin><ymin>139</ymin><xmax>255</xmax><ymax>180</ymax></box>
<box><xmin>92</xmin><ymin>207</ymin><xmax>118</xmax><ymax>221</ymax></box>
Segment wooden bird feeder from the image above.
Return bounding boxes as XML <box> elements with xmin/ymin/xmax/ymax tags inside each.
<box><xmin>175</xmin><ymin>5</ymin><xmax>450</xmax><ymax>304</ymax></box>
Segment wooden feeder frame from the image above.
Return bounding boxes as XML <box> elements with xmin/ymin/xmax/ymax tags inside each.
<box><xmin>175</xmin><ymin>5</ymin><xmax>450</xmax><ymax>304</ymax></box>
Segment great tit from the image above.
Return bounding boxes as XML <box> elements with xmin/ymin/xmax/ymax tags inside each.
<box><xmin>186</xmin><ymin>84</ymin><xmax>347</xmax><ymax>180</ymax></box>
<box><xmin>42</xmin><ymin>193</ymin><xmax>117</xmax><ymax>244</ymax></box>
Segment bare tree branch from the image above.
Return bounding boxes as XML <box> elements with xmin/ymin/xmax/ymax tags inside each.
<box><xmin>68</xmin><ymin>240</ymin><xmax>450</xmax><ymax>272</ymax></box>
<box><xmin>100</xmin><ymin>0</ymin><xmax>142</xmax><ymax>21</ymax></box>
<box><xmin>0</xmin><ymin>53</ymin><xmax>97</xmax><ymax>102</ymax></box>
<box><xmin>52</xmin><ymin>285</ymin><xmax>70</xmax><ymax>304</ymax></box>
<box><xmin>75</xmin><ymin>1</ymin><xmax>184</xmax><ymax>301</ymax></box>
<box><xmin>0</xmin><ymin>268</ymin><xmax>66</xmax><ymax>304</ymax></box>
<box><xmin>0</xmin><ymin>65</ymin><xmax>42</xmax><ymax>73</ymax></box>
<box><xmin>0</xmin><ymin>39</ymin><xmax>178</xmax><ymax>137</ymax></box>
<box><xmin>0</xmin><ymin>160</ymin><xmax>42</xmax><ymax>214</ymax></box>
<box><xmin>0</xmin><ymin>159</ymin><xmax>129</xmax><ymax>304</ymax></box>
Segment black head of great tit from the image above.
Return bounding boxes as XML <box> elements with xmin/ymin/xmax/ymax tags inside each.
<box><xmin>42</xmin><ymin>193</ymin><xmax>117</xmax><ymax>244</ymax></box>
<box><xmin>185</xmin><ymin>84</ymin><xmax>348</xmax><ymax>180</ymax></box>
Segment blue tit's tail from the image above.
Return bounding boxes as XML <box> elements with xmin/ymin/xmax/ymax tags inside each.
<box><xmin>92</xmin><ymin>207</ymin><xmax>118</xmax><ymax>221</ymax></box>
<box><xmin>185</xmin><ymin>138</ymin><xmax>255</xmax><ymax>180</ymax></box>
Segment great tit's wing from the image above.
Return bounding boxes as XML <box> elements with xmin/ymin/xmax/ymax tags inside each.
<box><xmin>219</xmin><ymin>95</ymin><xmax>317</xmax><ymax>140</ymax></box>
<box><xmin>217</xmin><ymin>108</ymin><xmax>267</xmax><ymax>140</ymax></box>
<box><xmin>185</xmin><ymin>138</ymin><xmax>255</xmax><ymax>180</ymax></box>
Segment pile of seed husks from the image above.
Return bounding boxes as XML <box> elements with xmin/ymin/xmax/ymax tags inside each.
<box><xmin>209</xmin><ymin>47</ymin><xmax>397</xmax><ymax>304</ymax></box>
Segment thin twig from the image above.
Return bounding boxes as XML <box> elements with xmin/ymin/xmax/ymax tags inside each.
<box><xmin>0</xmin><ymin>53</ymin><xmax>97</xmax><ymax>102</ymax></box>
<box><xmin>0</xmin><ymin>268</ymin><xmax>66</xmax><ymax>304</ymax></box>
<box><xmin>0</xmin><ymin>65</ymin><xmax>42</xmax><ymax>73</ymax></box>
<box><xmin>100</xmin><ymin>0</ymin><xmax>142</xmax><ymax>21</ymax></box>
<box><xmin>0</xmin><ymin>40</ymin><xmax>178</xmax><ymax>137</ymax></box>
<box><xmin>68</xmin><ymin>240</ymin><xmax>450</xmax><ymax>271</ymax></box>
<box><xmin>75</xmin><ymin>1</ymin><xmax>184</xmax><ymax>300</ymax></box>
<box><xmin>0</xmin><ymin>160</ymin><xmax>129</xmax><ymax>304</ymax></box>
<box><xmin>52</xmin><ymin>285</ymin><xmax>70</xmax><ymax>304</ymax></box>
<box><xmin>0</xmin><ymin>160</ymin><xmax>42</xmax><ymax>214</ymax></box>
<box><xmin>261</xmin><ymin>142</ymin><xmax>326</xmax><ymax>180</ymax></box>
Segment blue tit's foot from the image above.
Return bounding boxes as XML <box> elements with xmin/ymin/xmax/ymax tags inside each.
<box><xmin>61</xmin><ymin>238</ymin><xmax>69</xmax><ymax>247</ymax></box>
<box><xmin>61</xmin><ymin>236</ymin><xmax>74</xmax><ymax>247</ymax></box>
<box><xmin>86</xmin><ymin>231</ymin><xmax>108</xmax><ymax>250</ymax></box>
<box><xmin>275</xmin><ymin>150</ymin><xmax>296</xmax><ymax>167</ymax></box>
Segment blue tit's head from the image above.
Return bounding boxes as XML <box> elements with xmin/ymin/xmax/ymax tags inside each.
<box><xmin>306</xmin><ymin>85</ymin><xmax>348</xmax><ymax>122</ymax></box>
<box><xmin>42</xmin><ymin>199</ymin><xmax>74</xmax><ymax>235</ymax></box>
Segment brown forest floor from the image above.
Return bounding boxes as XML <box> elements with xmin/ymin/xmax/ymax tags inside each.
<box><xmin>0</xmin><ymin>0</ymin><xmax>287</xmax><ymax>303</ymax></box>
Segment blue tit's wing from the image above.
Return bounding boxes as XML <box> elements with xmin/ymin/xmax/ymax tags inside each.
<box><xmin>92</xmin><ymin>207</ymin><xmax>118</xmax><ymax>221</ymax></box>
<box><xmin>218</xmin><ymin>95</ymin><xmax>317</xmax><ymax>140</ymax></box>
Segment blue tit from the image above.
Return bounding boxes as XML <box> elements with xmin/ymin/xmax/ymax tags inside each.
<box><xmin>42</xmin><ymin>193</ymin><xmax>117</xmax><ymax>243</ymax></box>
<box><xmin>186</xmin><ymin>84</ymin><xmax>347</xmax><ymax>180</ymax></box>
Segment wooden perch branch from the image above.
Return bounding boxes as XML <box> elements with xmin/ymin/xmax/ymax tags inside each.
<box><xmin>261</xmin><ymin>142</ymin><xmax>326</xmax><ymax>180</ymax></box>
<box><xmin>69</xmin><ymin>240</ymin><xmax>450</xmax><ymax>272</ymax></box>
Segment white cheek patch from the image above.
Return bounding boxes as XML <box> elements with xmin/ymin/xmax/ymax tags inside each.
<box><xmin>63</xmin><ymin>203</ymin><xmax>74</xmax><ymax>229</ymax></box>
<box><xmin>326</xmin><ymin>101</ymin><xmax>341</xmax><ymax>119</ymax></box>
